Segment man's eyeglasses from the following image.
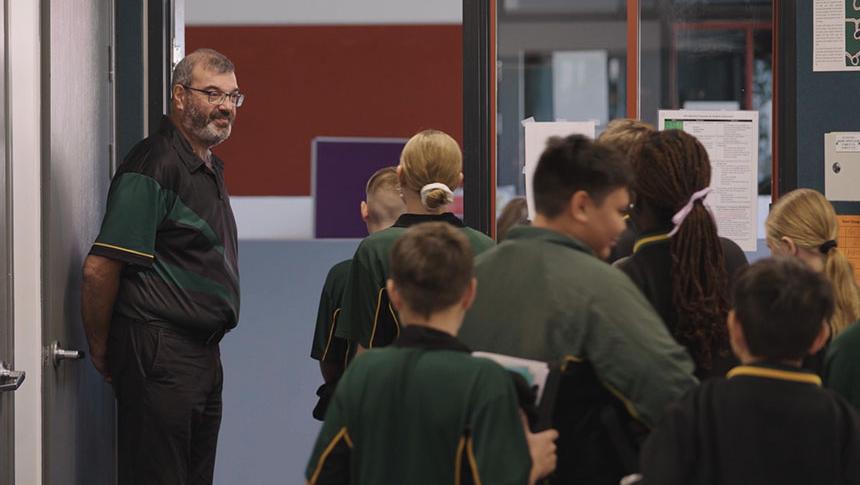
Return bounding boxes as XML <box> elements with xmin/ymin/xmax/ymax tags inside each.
<box><xmin>182</xmin><ymin>85</ymin><xmax>245</xmax><ymax>107</ymax></box>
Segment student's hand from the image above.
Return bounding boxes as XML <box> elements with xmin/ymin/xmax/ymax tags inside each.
<box><xmin>526</xmin><ymin>428</ymin><xmax>558</xmax><ymax>485</ymax></box>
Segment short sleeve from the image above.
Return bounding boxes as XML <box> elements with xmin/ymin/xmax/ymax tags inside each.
<box><xmin>90</xmin><ymin>172</ymin><xmax>173</xmax><ymax>266</ymax></box>
<box><xmin>306</xmin><ymin>381</ymin><xmax>353</xmax><ymax>484</ymax></box>
<box><xmin>337</xmin><ymin>248</ymin><xmax>385</xmax><ymax>347</ymax></box>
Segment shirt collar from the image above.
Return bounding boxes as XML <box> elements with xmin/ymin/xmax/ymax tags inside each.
<box><xmin>505</xmin><ymin>225</ymin><xmax>592</xmax><ymax>255</ymax></box>
<box><xmin>392</xmin><ymin>212</ymin><xmax>465</xmax><ymax>228</ymax></box>
<box><xmin>393</xmin><ymin>325</ymin><xmax>471</xmax><ymax>353</ymax></box>
<box><xmin>726</xmin><ymin>362</ymin><xmax>822</xmax><ymax>386</ymax></box>
<box><xmin>159</xmin><ymin>116</ymin><xmax>223</xmax><ymax>174</ymax></box>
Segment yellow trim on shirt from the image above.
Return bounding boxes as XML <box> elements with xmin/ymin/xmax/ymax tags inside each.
<box><xmin>308</xmin><ymin>427</ymin><xmax>353</xmax><ymax>484</ymax></box>
<box><xmin>454</xmin><ymin>436</ymin><xmax>466</xmax><ymax>485</ymax></box>
<box><xmin>92</xmin><ymin>242</ymin><xmax>154</xmax><ymax>259</ymax></box>
<box><xmin>726</xmin><ymin>365</ymin><xmax>822</xmax><ymax>386</ymax></box>
<box><xmin>466</xmin><ymin>436</ymin><xmax>482</xmax><ymax>485</ymax></box>
<box><xmin>321</xmin><ymin>308</ymin><xmax>342</xmax><ymax>362</ymax></box>
<box><xmin>367</xmin><ymin>288</ymin><xmax>385</xmax><ymax>349</ymax></box>
<box><xmin>389</xmin><ymin>303</ymin><xmax>401</xmax><ymax>339</ymax></box>
<box><xmin>560</xmin><ymin>354</ymin><xmax>585</xmax><ymax>372</ymax></box>
<box><xmin>632</xmin><ymin>233</ymin><xmax>671</xmax><ymax>254</ymax></box>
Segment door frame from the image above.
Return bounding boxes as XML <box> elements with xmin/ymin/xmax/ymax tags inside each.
<box><xmin>9</xmin><ymin>0</ymin><xmax>44</xmax><ymax>483</ymax></box>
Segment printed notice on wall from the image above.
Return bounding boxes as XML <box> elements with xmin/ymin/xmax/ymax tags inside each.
<box><xmin>837</xmin><ymin>215</ymin><xmax>860</xmax><ymax>284</ymax></box>
<box><xmin>522</xmin><ymin>119</ymin><xmax>596</xmax><ymax>221</ymax></box>
<box><xmin>659</xmin><ymin>110</ymin><xmax>759</xmax><ymax>252</ymax></box>
<box><xmin>814</xmin><ymin>0</ymin><xmax>860</xmax><ymax>71</ymax></box>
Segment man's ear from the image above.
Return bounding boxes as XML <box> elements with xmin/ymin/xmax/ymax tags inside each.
<box><xmin>568</xmin><ymin>190</ymin><xmax>592</xmax><ymax>224</ymax></box>
<box><xmin>386</xmin><ymin>279</ymin><xmax>401</xmax><ymax>311</ymax></box>
<box><xmin>461</xmin><ymin>277</ymin><xmax>477</xmax><ymax>311</ymax></box>
<box><xmin>172</xmin><ymin>84</ymin><xmax>186</xmax><ymax>112</ymax></box>
<box><xmin>808</xmin><ymin>322</ymin><xmax>831</xmax><ymax>355</ymax></box>
<box><xmin>360</xmin><ymin>201</ymin><xmax>370</xmax><ymax>222</ymax></box>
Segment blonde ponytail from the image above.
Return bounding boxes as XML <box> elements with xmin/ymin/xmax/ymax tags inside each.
<box><xmin>767</xmin><ymin>189</ymin><xmax>860</xmax><ymax>336</ymax></box>
<box><xmin>823</xmin><ymin>248</ymin><xmax>860</xmax><ymax>334</ymax></box>
<box><xmin>399</xmin><ymin>130</ymin><xmax>462</xmax><ymax>211</ymax></box>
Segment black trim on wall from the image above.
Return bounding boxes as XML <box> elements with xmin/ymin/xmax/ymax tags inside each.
<box><xmin>115</xmin><ymin>0</ymin><xmax>144</xmax><ymax>160</ymax></box>
<box><xmin>775</xmin><ymin>0</ymin><xmax>797</xmax><ymax>197</ymax></box>
<box><xmin>462</xmin><ymin>0</ymin><xmax>492</xmax><ymax>235</ymax></box>
<box><xmin>147</xmin><ymin>0</ymin><xmax>171</xmax><ymax>136</ymax></box>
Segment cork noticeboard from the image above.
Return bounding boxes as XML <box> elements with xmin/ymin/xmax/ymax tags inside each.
<box><xmin>837</xmin><ymin>215</ymin><xmax>860</xmax><ymax>284</ymax></box>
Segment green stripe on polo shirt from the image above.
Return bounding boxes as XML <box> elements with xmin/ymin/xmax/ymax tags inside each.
<box><xmin>96</xmin><ymin>173</ymin><xmax>174</xmax><ymax>257</ymax></box>
<box><xmin>166</xmin><ymin>197</ymin><xmax>225</xmax><ymax>255</ymax></box>
<box><xmin>154</xmin><ymin>260</ymin><xmax>238</xmax><ymax>308</ymax></box>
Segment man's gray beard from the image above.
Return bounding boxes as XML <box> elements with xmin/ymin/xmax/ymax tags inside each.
<box><xmin>184</xmin><ymin>102</ymin><xmax>232</xmax><ymax>148</ymax></box>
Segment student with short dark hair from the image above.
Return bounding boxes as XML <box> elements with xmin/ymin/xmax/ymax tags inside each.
<box><xmin>616</xmin><ymin>130</ymin><xmax>748</xmax><ymax>379</ymax></box>
<box><xmin>640</xmin><ymin>257</ymin><xmax>860</xmax><ymax>484</ymax></box>
<box><xmin>458</xmin><ymin>135</ymin><xmax>697</xmax><ymax>484</ymax></box>
<box><xmin>337</xmin><ymin>130</ymin><xmax>494</xmax><ymax>351</ymax></box>
<box><xmin>306</xmin><ymin>223</ymin><xmax>558</xmax><ymax>485</ymax></box>
<box><xmin>309</xmin><ymin>167</ymin><xmax>405</xmax><ymax>419</ymax></box>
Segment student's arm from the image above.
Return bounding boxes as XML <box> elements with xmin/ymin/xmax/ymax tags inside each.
<box><xmin>638</xmin><ymin>392</ymin><xmax>697</xmax><ymax>485</ymax></box>
<box><xmin>584</xmin><ymin>283</ymin><xmax>698</xmax><ymax>428</ymax></box>
<box><xmin>337</xmin><ymin>251</ymin><xmax>383</xmax><ymax>348</ymax></box>
<box><xmin>469</xmin><ymin>374</ymin><xmax>554</xmax><ymax>485</ymax></box>
<box><xmin>306</xmin><ymin>391</ymin><xmax>352</xmax><ymax>485</ymax></box>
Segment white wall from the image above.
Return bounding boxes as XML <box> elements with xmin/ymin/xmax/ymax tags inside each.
<box><xmin>186</xmin><ymin>0</ymin><xmax>462</xmax><ymax>25</ymax></box>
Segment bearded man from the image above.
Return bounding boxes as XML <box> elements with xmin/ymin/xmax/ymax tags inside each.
<box><xmin>81</xmin><ymin>48</ymin><xmax>243</xmax><ymax>485</ymax></box>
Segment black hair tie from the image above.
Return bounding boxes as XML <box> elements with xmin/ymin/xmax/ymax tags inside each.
<box><xmin>819</xmin><ymin>240</ymin><xmax>838</xmax><ymax>254</ymax></box>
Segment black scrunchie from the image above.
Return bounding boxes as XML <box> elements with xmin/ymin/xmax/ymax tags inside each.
<box><xmin>819</xmin><ymin>240</ymin><xmax>838</xmax><ymax>254</ymax></box>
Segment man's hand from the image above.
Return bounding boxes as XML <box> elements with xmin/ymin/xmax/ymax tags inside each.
<box><xmin>527</xmin><ymin>428</ymin><xmax>558</xmax><ymax>484</ymax></box>
<box><xmin>81</xmin><ymin>254</ymin><xmax>124</xmax><ymax>382</ymax></box>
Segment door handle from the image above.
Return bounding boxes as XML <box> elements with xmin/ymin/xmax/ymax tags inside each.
<box><xmin>49</xmin><ymin>341</ymin><xmax>85</xmax><ymax>368</ymax></box>
<box><xmin>0</xmin><ymin>361</ymin><xmax>25</xmax><ymax>392</ymax></box>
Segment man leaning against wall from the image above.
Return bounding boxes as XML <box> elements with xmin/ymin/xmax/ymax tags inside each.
<box><xmin>81</xmin><ymin>48</ymin><xmax>243</xmax><ymax>485</ymax></box>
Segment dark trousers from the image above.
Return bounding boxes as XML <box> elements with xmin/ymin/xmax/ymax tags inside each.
<box><xmin>108</xmin><ymin>319</ymin><xmax>224</xmax><ymax>485</ymax></box>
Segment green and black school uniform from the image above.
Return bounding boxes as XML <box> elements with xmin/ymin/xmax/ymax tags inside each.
<box><xmin>458</xmin><ymin>225</ymin><xmax>698</xmax><ymax>484</ymax></box>
<box><xmin>616</xmin><ymin>228</ymin><xmax>749</xmax><ymax>379</ymax></box>
<box><xmin>825</xmin><ymin>320</ymin><xmax>860</xmax><ymax>411</ymax></box>
<box><xmin>337</xmin><ymin>213</ymin><xmax>494</xmax><ymax>349</ymax></box>
<box><xmin>310</xmin><ymin>259</ymin><xmax>353</xmax><ymax>420</ymax></box>
<box><xmin>640</xmin><ymin>363</ymin><xmax>860</xmax><ymax>484</ymax></box>
<box><xmin>306</xmin><ymin>325</ymin><xmax>532</xmax><ymax>485</ymax></box>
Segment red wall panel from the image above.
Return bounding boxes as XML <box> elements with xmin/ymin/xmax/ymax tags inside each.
<box><xmin>186</xmin><ymin>25</ymin><xmax>463</xmax><ymax>196</ymax></box>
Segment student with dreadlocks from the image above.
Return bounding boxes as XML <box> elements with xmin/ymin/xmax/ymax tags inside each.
<box><xmin>765</xmin><ymin>188</ymin><xmax>860</xmax><ymax>407</ymax></box>
<box><xmin>616</xmin><ymin>130</ymin><xmax>748</xmax><ymax>380</ymax></box>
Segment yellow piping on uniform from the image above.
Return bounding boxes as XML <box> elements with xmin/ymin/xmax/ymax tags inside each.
<box><xmin>727</xmin><ymin>366</ymin><xmax>822</xmax><ymax>386</ymax></box>
<box><xmin>321</xmin><ymin>308</ymin><xmax>342</xmax><ymax>362</ymax></box>
<box><xmin>632</xmin><ymin>233</ymin><xmax>671</xmax><ymax>254</ymax></box>
<box><xmin>454</xmin><ymin>436</ymin><xmax>466</xmax><ymax>485</ymax></box>
<box><xmin>599</xmin><ymin>379</ymin><xmax>650</xmax><ymax>429</ymax></box>
<box><xmin>367</xmin><ymin>288</ymin><xmax>385</xmax><ymax>348</ymax></box>
<box><xmin>560</xmin><ymin>354</ymin><xmax>585</xmax><ymax>372</ymax></box>
<box><xmin>466</xmin><ymin>437</ymin><xmax>482</xmax><ymax>485</ymax></box>
<box><xmin>92</xmin><ymin>242</ymin><xmax>154</xmax><ymax>259</ymax></box>
<box><xmin>308</xmin><ymin>427</ymin><xmax>353</xmax><ymax>484</ymax></box>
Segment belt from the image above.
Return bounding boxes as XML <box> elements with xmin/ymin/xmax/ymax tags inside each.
<box><xmin>142</xmin><ymin>320</ymin><xmax>227</xmax><ymax>346</ymax></box>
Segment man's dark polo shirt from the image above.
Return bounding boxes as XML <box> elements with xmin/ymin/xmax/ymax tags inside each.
<box><xmin>90</xmin><ymin>116</ymin><xmax>240</xmax><ymax>334</ymax></box>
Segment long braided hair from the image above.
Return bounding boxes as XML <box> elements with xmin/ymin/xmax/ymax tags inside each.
<box><xmin>633</xmin><ymin>130</ymin><xmax>730</xmax><ymax>370</ymax></box>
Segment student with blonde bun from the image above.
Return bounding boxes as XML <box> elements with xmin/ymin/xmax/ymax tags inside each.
<box><xmin>337</xmin><ymin>129</ymin><xmax>495</xmax><ymax>351</ymax></box>
<box><xmin>766</xmin><ymin>188</ymin><xmax>860</xmax><ymax>408</ymax></box>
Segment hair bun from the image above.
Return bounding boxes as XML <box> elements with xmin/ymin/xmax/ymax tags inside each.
<box><xmin>420</xmin><ymin>183</ymin><xmax>454</xmax><ymax>209</ymax></box>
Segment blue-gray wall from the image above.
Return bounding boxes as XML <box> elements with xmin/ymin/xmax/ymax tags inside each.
<box><xmin>215</xmin><ymin>240</ymin><xmax>359</xmax><ymax>484</ymax></box>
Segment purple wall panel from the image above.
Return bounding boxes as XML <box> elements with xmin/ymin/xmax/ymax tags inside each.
<box><xmin>314</xmin><ymin>138</ymin><xmax>406</xmax><ymax>238</ymax></box>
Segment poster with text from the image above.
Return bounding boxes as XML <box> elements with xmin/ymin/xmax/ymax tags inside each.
<box><xmin>814</xmin><ymin>0</ymin><xmax>860</xmax><ymax>71</ymax></box>
<box><xmin>659</xmin><ymin>110</ymin><xmax>760</xmax><ymax>251</ymax></box>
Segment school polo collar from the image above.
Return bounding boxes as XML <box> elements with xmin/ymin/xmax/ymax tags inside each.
<box><xmin>632</xmin><ymin>227</ymin><xmax>674</xmax><ymax>254</ymax></box>
<box><xmin>393</xmin><ymin>325</ymin><xmax>471</xmax><ymax>353</ymax></box>
<box><xmin>392</xmin><ymin>212</ymin><xmax>465</xmax><ymax>229</ymax></box>
<box><xmin>726</xmin><ymin>362</ymin><xmax>822</xmax><ymax>386</ymax></box>
<box><xmin>158</xmin><ymin>116</ymin><xmax>224</xmax><ymax>174</ymax></box>
<box><xmin>505</xmin><ymin>225</ymin><xmax>592</xmax><ymax>255</ymax></box>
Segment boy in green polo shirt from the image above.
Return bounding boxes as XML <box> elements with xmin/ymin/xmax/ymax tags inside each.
<box><xmin>306</xmin><ymin>222</ymin><xmax>558</xmax><ymax>485</ymax></box>
<box><xmin>458</xmin><ymin>134</ymin><xmax>697</xmax><ymax>484</ymax></box>
<box><xmin>310</xmin><ymin>167</ymin><xmax>405</xmax><ymax>419</ymax></box>
<box><xmin>640</xmin><ymin>257</ymin><xmax>860</xmax><ymax>484</ymax></box>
